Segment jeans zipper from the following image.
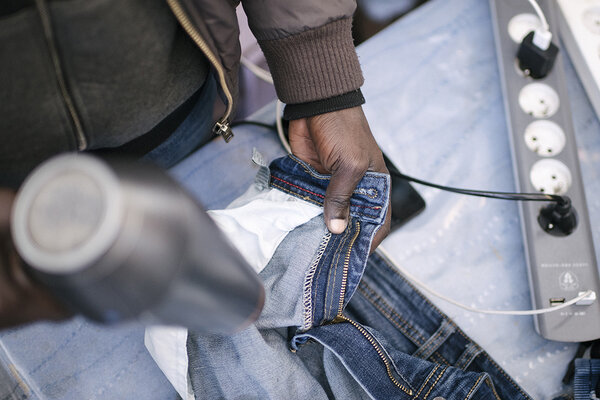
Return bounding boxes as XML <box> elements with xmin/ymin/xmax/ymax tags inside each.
<box><xmin>35</xmin><ymin>0</ymin><xmax>87</xmax><ymax>151</ymax></box>
<box><xmin>166</xmin><ymin>0</ymin><xmax>235</xmax><ymax>143</ymax></box>
<box><xmin>337</xmin><ymin>220</ymin><xmax>361</xmax><ymax>316</ymax></box>
<box><xmin>335</xmin><ymin>315</ymin><xmax>413</xmax><ymax>395</ymax></box>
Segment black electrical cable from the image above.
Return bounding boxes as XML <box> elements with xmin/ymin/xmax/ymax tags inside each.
<box><xmin>227</xmin><ymin>120</ymin><xmax>570</xmax><ymax>207</ymax></box>
<box><xmin>390</xmin><ymin>170</ymin><xmax>570</xmax><ymax>206</ymax></box>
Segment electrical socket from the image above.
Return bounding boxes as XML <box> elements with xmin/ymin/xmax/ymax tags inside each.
<box><xmin>508</xmin><ymin>13</ymin><xmax>543</xmax><ymax>43</ymax></box>
<box><xmin>492</xmin><ymin>0</ymin><xmax>600</xmax><ymax>342</ymax></box>
<box><xmin>524</xmin><ymin>120</ymin><xmax>566</xmax><ymax>157</ymax></box>
<box><xmin>530</xmin><ymin>159</ymin><xmax>572</xmax><ymax>195</ymax></box>
<box><xmin>518</xmin><ymin>83</ymin><xmax>560</xmax><ymax>118</ymax></box>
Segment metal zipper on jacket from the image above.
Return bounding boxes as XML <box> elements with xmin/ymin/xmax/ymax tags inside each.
<box><xmin>167</xmin><ymin>0</ymin><xmax>235</xmax><ymax>143</ymax></box>
<box><xmin>35</xmin><ymin>0</ymin><xmax>87</xmax><ymax>150</ymax></box>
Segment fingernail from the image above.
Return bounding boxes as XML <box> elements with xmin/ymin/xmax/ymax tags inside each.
<box><xmin>329</xmin><ymin>218</ymin><xmax>347</xmax><ymax>234</ymax></box>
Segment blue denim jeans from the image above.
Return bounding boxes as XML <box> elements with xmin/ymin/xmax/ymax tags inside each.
<box><xmin>573</xmin><ymin>359</ymin><xmax>600</xmax><ymax>400</ymax></box>
<box><xmin>186</xmin><ymin>155</ymin><xmax>532</xmax><ymax>399</ymax></box>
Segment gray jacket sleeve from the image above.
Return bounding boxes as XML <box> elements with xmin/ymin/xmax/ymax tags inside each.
<box><xmin>241</xmin><ymin>0</ymin><xmax>364</xmax><ymax>105</ymax></box>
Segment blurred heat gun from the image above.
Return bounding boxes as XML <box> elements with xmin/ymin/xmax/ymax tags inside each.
<box><xmin>10</xmin><ymin>154</ymin><xmax>264</xmax><ymax>333</ymax></box>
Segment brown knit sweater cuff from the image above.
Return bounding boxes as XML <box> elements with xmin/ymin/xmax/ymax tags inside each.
<box><xmin>258</xmin><ymin>17</ymin><xmax>364</xmax><ymax>104</ymax></box>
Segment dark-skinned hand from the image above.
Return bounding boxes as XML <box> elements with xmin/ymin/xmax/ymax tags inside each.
<box><xmin>288</xmin><ymin>106</ymin><xmax>391</xmax><ymax>252</ymax></box>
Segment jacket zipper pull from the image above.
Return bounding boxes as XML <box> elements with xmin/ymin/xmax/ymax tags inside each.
<box><xmin>213</xmin><ymin>119</ymin><xmax>234</xmax><ymax>143</ymax></box>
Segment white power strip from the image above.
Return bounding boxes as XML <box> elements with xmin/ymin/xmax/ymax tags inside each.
<box><xmin>557</xmin><ymin>0</ymin><xmax>600</xmax><ymax>121</ymax></box>
<box><xmin>490</xmin><ymin>0</ymin><xmax>600</xmax><ymax>342</ymax></box>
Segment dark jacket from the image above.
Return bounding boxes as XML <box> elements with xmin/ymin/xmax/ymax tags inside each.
<box><xmin>0</xmin><ymin>0</ymin><xmax>363</xmax><ymax>186</ymax></box>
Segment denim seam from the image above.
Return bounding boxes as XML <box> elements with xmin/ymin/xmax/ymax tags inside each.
<box><xmin>484</xmin><ymin>377</ymin><xmax>502</xmax><ymax>400</ymax></box>
<box><xmin>431</xmin><ymin>352</ymin><xmax>450</xmax><ymax>366</ymax></box>
<box><xmin>471</xmin><ymin>350</ymin><xmax>530</xmax><ymax>399</ymax></box>
<box><xmin>271</xmin><ymin>176</ymin><xmax>383</xmax><ymax>213</ymax></box>
<box><xmin>288</xmin><ymin>154</ymin><xmax>330</xmax><ymax>181</ymax></box>
<box><xmin>374</xmin><ymin>254</ymin><xmax>533</xmax><ymax>399</ymax></box>
<box><xmin>412</xmin><ymin>364</ymin><xmax>439</xmax><ymax>399</ymax></box>
<box><xmin>455</xmin><ymin>343</ymin><xmax>484</xmax><ymax>371</ymax></box>
<box><xmin>464</xmin><ymin>374</ymin><xmax>486</xmax><ymax>400</ymax></box>
<box><xmin>422</xmin><ymin>365</ymin><xmax>448</xmax><ymax>400</ymax></box>
<box><xmin>313</xmin><ymin>235</ymin><xmax>336</xmax><ymax>326</ymax></box>
<box><xmin>358</xmin><ymin>282</ymin><xmax>427</xmax><ymax>344</ymax></box>
<box><xmin>339</xmin><ymin>316</ymin><xmax>414</xmax><ymax>395</ymax></box>
<box><xmin>302</xmin><ymin>232</ymin><xmax>332</xmax><ymax>331</ymax></box>
<box><xmin>413</xmin><ymin>320</ymin><xmax>455</xmax><ymax>360</ymax></box>
<box><xmin>337</xmin><ymin>220</ymin><xmax>361</xmax><ymax>316</ymax></box>
<box><xmin>270</xmin><ymin>183</ymin><xmax>323</xmax><ymax>207</ymax></box>
<box><xmin>357</xmin><ymin>281</ymin><xmax>452</xmax><ymax>366</ymax></box>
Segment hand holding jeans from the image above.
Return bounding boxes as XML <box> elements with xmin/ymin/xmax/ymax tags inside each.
<box><xmin>288</xmin><ymin>106</ymin><xmax>391</xmax><ymax>250</ymax></box>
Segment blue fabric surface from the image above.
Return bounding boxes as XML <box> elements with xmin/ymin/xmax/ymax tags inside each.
<box><xmin>357</xmin><ymin>0</ymin><xmax>600</xmax><ymax>398</ymax></box>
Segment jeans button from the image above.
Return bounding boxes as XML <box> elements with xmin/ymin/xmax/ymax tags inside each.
<box><xmin>433</xmin><ymin>397</ymin><xmax>446</xmax><ymax>400</ymax></box>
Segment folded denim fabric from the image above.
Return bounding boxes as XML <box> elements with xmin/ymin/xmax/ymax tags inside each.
<box><xmin>146</xmin><ymin>154</ymin><xmax>532</xmax><ymax>399</ymax></box>
<box><xmin>573</xmin><ymin>359</ymin><xmax>600</xmax><ymax>399</ymax></box>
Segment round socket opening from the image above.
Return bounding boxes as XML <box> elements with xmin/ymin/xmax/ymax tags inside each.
<box><xmin>518</xmin><ymin>83</ymin><xmax>560</xmax><ymax>118</ymax></box>
<box><xmin>530</xmin><ymin>159</ymin><xmax>572</xmax><ymax>195</ymax></box>
<box><xmin>524</xmin><ymin>120</ymin><xmax>566</xmax><ymax>157</ymax></box>
<box><xmin>508</xmin><ymin>13</ymin><xmax>542</xmax><ymax>43</ymax></box>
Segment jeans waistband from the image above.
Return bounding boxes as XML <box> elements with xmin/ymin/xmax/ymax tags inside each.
<box><xmin>269</xmin><ymin>155</ymin><xmax>390</xmax><ymax>330</ymax></box>
<box><xmin>269</xmin><ymin>155</ymin><xmax>389</xmax><ymax>226</ymax></box>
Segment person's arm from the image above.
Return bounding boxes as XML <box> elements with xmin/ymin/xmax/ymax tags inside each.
<box><xmin>0</xmin><ymin>190</ymin><xmax>71</xmax><ymax>328</ymax></box>
<box><xmin>241</xmin><ymin>1</ymin><xmax>390</xmax><ymax>245</ymax></box>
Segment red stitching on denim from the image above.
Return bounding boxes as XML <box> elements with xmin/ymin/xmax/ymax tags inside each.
<box><xmin>272</xmin><ymin>176</ymin><xmax>324</xmax><ymax>198</ymax></box>
<box><xmin>271</xmin><ymin>176</ymin><xmax>382</xmax><ymax>210</ymax></box>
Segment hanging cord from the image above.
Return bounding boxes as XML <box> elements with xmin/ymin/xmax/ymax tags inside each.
<box><xmin>389</xmin><ymin>169</ymin><xmax>569</xmax><ymax>205</ymax></box>
<box><xmin>377</xmin><ymin>247</ymin><xmax>593</xmax><ymax>316</ymax></box>
<box><xmin>527</xmin><ymin>0</ymin><xmax>550</xmax><ymax>31</ymax></box>
<box><xmin>240</xmin><ymin>56</ymin><xmax>291</xmax><ymax>153</ymax></box>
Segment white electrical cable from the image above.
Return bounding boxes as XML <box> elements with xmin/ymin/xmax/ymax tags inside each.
<box><xmin>527</xmin><ymin>0</ymin><xmax>549</xmax><ymax>31</ymax></box>
<box><xmin>240</xmin><ymin>56</ymin><xmax>291</xmax><ymax>153</ymax></box>
<box><xmin>526</xmin><ymin>0</ymin><xmax>552</xmax><ymax>50</ymax></box>
<box><xmin>275</xmin><ymin>100</ymin><xmax>292</xmax><ymax>154</ymax></box>
<box><xmin>240</xmin><ymin>56</ymin><xmax>273</xmax><ymax>85</ymax></box>
<box><xmin>377</xmin><ymin>246</ymin><xmax>594</xmax><ymax>316</ymax></box>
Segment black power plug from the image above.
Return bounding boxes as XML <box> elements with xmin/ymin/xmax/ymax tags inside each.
<box><xmin>538</xmin><ymin>196</ymin><xmax>578</xmax><ymax>236</ymax></box>
<box><xmin>517</xmin><ymin>31</ymin><xmax>559</xmax><ymax>79</ymax></box>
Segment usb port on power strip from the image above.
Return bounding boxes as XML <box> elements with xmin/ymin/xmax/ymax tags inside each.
<box><xmin>549</xmin><ymin>297</ymin><xmax>566</xmax><ymax>306</ymax></box>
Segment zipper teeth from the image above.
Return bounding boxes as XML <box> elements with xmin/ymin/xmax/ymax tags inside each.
<box><xmin>167</xmin><ymin>0</ymin><xmax>233</xmax><ymax>124</ymax></box>
<box><xmin>338</xmin><ymin>315</ymin><xmax>413</xmax><ymax>395</ymax></box>
<box><xmin>36</xmin><ymin>0</ymin><xmax>87</xmax><ymax>150</ymax></box>
<box><xmin>337</xmin><ymin>220</ymin><xmax>361</xmax><ymax>316</ymax></box>
<box><xmin>302</xmin><ymin>232</ymin><xmax>332</xmax><ymax>331</ymax></box>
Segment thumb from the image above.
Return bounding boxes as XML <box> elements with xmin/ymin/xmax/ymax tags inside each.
<box><xmin>323</xmin><ymin>160</ymin><xmax>368</xmax><ymax>234</ymax></box>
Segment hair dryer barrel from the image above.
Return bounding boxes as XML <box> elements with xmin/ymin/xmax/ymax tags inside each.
<box><xmin>11</xmin><ymin>154</ymin><xmax>264</xmax><ymax>333</ymax></box>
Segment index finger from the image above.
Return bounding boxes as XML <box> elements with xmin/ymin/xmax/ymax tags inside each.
<box><xmin>323</xmin><ymin>159</ymin><xmax>368</xmax><ymax>234</ymax></box>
